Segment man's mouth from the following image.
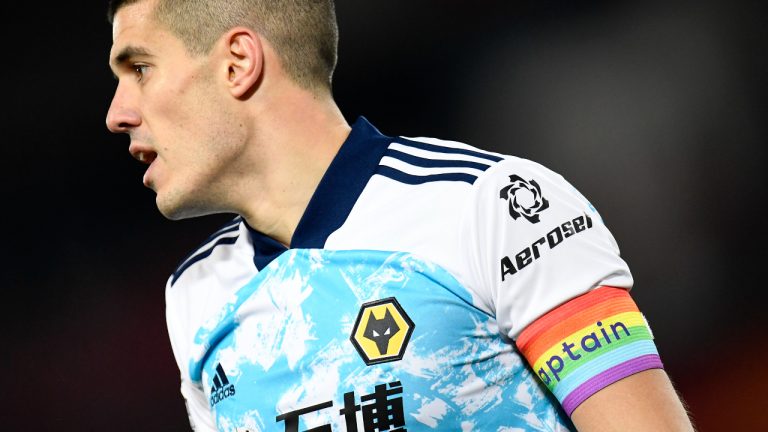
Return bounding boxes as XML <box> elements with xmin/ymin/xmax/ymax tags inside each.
<box><xmin>136</xmin><ymin>151</ymin><xmax>157</xmax><ymax>164</ymax></box>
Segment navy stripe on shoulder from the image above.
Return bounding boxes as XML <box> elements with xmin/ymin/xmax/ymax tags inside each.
<box><xmin>377</xmin><ymin>165</ymin><xmax>479</xmax><ymax>185</ymax></box>
<box><xmin>171</xmin><ymin>235</ymin><xmax>239</xmax><ymax>286</ymax></box>
<box><xmin>394</xmin><ymin>137</ymin><xmax>504</xmax><ymax>163</ymax></box>
<box><xmin>170</xmin><ymin>217</ymin><xmax>242</xmax><ymax>287</ymax></box>
<box><xmin>208</xmin><ymin>217</ymin><xmax>242</xmax><ymax>237</ymax></box>
<box><xmin>384</xmin><ymin>148</ymin><xmax>492</xmax><ymax>171</ymax></box>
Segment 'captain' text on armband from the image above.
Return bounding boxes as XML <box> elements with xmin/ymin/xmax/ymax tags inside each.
<box><xmin>538</xmin><ymin>319</ymin><xmax>630</xmax><ymax>384</ymax></box>
<box><xmin>500</xmin><ymin>214</ymin><xmax>593</xmax><ymax>281</ymax></box>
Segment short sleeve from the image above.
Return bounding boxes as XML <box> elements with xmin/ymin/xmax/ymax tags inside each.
<box><xmin>459</xmin><ymin>157</ymin><xmax>664</xmax><ymax>416</ymax></box>
<box><xmin>166</xmin><ymin>277</ymin><xmax>218</xmax><ymax>432</ymax></box>
<box><xmin>460</xmin><ymin>157</ymin><xmax>634</xmax><ymax>339</ymax></box>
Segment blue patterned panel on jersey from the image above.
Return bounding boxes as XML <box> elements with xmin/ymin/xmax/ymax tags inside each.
<box><xmin>189</xmin><ymin>250</ymin><xmax>574</xmax><ymax>432</ymax></box>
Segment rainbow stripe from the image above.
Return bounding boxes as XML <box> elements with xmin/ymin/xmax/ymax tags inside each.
<box><xmin>517</xmin><ymin>286</ymin><xmax>663</xmax><ymax>415</ymax></box>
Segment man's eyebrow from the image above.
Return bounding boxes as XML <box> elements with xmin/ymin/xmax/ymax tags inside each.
<box><xmin>111</xmin><ymin>45</ymin><xmax>153</xmax><ymax>67</ymax></box>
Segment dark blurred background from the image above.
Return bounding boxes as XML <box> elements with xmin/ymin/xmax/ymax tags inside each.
<box><xmin>2</xmin><ymin>0</ymin><xmax>765</xmax><ymax>430</ymax></box>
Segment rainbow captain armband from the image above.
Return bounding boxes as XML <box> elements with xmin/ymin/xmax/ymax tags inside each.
<box><xmin>516</xmin><ymin>286</ymin><xmax>663</xmax><ymax>416</ymax></box>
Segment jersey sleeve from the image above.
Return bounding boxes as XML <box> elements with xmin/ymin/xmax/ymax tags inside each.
<box><xmin>460</xmin><ymin>157</ymin><xmax>662</xmax><ymax>414</ymax></box>
<box><xmin>462</xmin><ymin>156</ymin><xmax>634</xmax><ymax>337</ymax></box>
<box><xmin>166</xmin><ymin>277</ymin><xmax>218</xmax><ymax>432</ymax></box>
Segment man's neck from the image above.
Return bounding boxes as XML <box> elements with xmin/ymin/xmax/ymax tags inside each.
<box><xmin>236</xmin><ymin>86</ymin><xmax>351</xmax><ymax>247</ymax></box>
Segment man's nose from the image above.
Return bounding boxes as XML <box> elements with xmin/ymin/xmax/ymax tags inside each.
<box><xmin>106</xmin><ymin>87</ymin><xmax>141</xmax><ymax>133</ymax></box>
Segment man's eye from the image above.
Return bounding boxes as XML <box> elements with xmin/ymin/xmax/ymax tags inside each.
<box><xmin>133</xmin><ymin>64</ymin><xmax>149</xmax><ymax>82</ymax></box>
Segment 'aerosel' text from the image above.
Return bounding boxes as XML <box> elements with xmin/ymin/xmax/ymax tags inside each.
<box><xmin>501</xmin><ymin>214</ymin><xmax>593</xmax><ymax>281</ymax></box>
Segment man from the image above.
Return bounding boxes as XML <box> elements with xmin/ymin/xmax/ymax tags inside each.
<box><xmin>106</xmin><ymin>0</ymin><xmax>695</xmax><ymax>431</ymax></box>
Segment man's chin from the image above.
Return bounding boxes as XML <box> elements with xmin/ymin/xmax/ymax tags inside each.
<box><xmin>156</xmin><ymin>196</ymin><xmax>213</xmax><ymax>221</ymax></box>
<box><xmin>160</xmin><ymin>208</ymin><xmax>194</xmax><ymax>221</ymax></box>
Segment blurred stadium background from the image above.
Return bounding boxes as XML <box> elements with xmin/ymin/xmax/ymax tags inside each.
<box><xmin>2</xmin><ymin>0</ymin><xmax>765</xmax><ymax>429</ymax></box>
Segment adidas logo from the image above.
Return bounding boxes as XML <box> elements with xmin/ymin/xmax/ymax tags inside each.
<box><xmin>209</xmin><ymin>363</ymin><xmax>236</xmax><ymax>407</ymax></box>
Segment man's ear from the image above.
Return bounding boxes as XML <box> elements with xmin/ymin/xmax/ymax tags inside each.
<box><xmin>222</xmin><ymin>28</ymin><xmax>263</xmax><ymax>98</ymax></box>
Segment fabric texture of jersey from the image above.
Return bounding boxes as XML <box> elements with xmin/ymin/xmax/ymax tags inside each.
<box><xmin>165</xmin><ymin>117</ymin><xmax>636</xmax><ymax>431</ymax></box>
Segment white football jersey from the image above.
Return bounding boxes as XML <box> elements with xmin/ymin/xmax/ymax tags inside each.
<box><xmin>165</xmin><ymin>117</ymin><xmax>633</xmax><ymax>431</ymax></box>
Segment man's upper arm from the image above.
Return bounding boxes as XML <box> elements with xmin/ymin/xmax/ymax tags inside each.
<box><xmin>571</xmin><ymin>368</ymin><xmax>694</xmax><ymax>431</ymax></box>
<box><xmin>462</xmin><ymin>158</ymin><xmax>693</xmax><ymax>429</ymax></box>
<box><xmin>515</xmin><ymin>287</ymin><xmax>694</xmax><ymax>430</ymax></box>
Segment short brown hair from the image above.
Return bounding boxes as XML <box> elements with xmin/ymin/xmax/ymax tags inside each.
<box><xmin>108</xmin><ymin>0</ymin><xmax>339</xmax><ymax>92</ymax></box>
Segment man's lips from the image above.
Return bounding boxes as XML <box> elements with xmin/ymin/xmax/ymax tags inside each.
<box><xmin>128</xmin><ymin>143</ymin><xmax>159</xmax><ymax>187</ymax></box>
<box><xmin>129</xmin><ymin>141</ymin><xmax>157</xmax><ymax>165</ymax></box>
<box><xmin>130</xmin><ymin>147</ymin><xmax>157</xmax><ymax>165</ymax></box>
<box><xmin>136</xmin><ymin>151</ymin><xmax>156</xmax><ymax>163</ymax></box>
<box><xmin>143</xmin><ymin>160</ymin><xmax>155</xmax><ymax>188</ymax></box>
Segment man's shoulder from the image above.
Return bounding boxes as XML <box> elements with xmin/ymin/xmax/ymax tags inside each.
<box><xmin>164</xmin><ymin>215</ymin><xmax>259</xmax><ymax>349</ymax></box>
<box><xmin>382</xmin><ymin>134</ymin><xmax>568</xmax><ymax>189</ymax></box>
<box><xmin>378</xmin><ymin>135</ymin><xmax>506</xmax><ymax>187</ymax></box>
<box><xmin>166</xmin><ymin>216</ymin><xmax>251</xmax><ymax>289</ymax></box>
